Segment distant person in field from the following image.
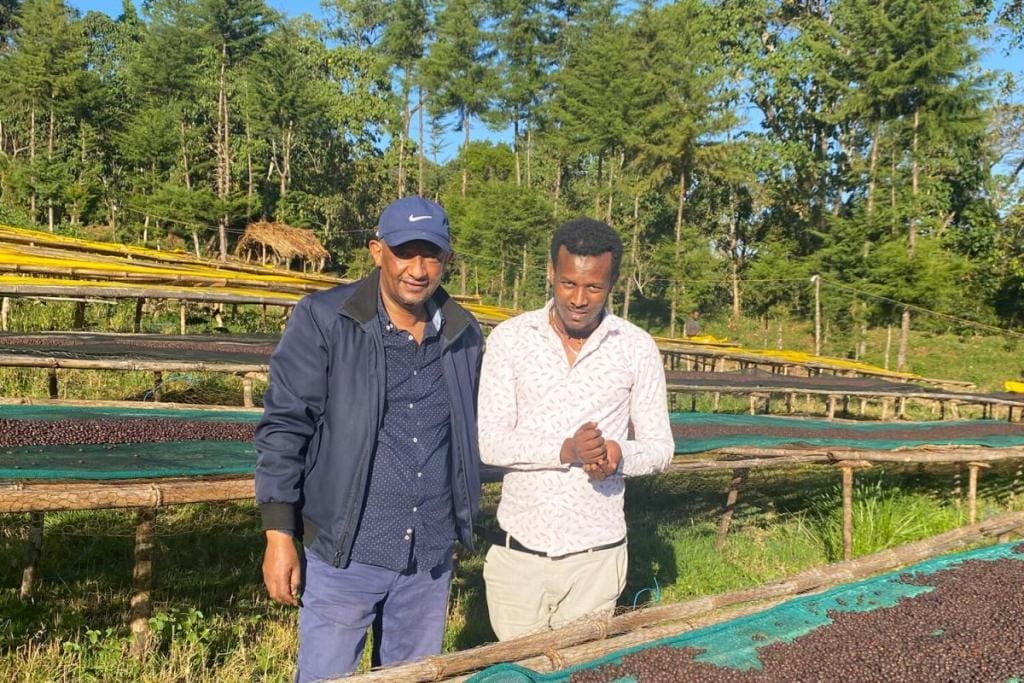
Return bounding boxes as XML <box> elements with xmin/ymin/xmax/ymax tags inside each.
<box><xmin>476</xmin><ymin>217</ymin><xmax>674</xmax><ymax>641</ymax></box>
<box><xmin>683</xmin><ymin>310</ymin><xmax>701</xmax><ymax>337</ymax></box>
<box><xmin>254</xmin><ymin>197</ymin><xmax>484</xmax><ymax>681</ymax></box>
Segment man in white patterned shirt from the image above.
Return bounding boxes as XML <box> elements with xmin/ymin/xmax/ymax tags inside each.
<box><xmin>477</xmin><ymin>217</ymin><xmax>675</xmax><ymax>641</ymax></box>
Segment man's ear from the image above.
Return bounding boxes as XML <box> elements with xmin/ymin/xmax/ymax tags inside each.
<box><xmin>368</xmin><ymin>240</ymin><xmax>384</xmax><ymax>268</ymax></box>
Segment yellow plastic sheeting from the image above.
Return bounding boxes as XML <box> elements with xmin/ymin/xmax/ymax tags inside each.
<box><xmin>1006</xmin><ymin>381</ymin><xmax>1024</xmax><ymax>394</ymax></box>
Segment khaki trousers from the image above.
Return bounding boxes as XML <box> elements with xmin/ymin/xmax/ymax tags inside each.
<box><xmin>483</xmin><ymin>541</ymin><xmax>628</xmax><ymax>641</ymax></box>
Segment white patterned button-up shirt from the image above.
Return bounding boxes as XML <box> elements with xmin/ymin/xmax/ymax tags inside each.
<box><xmin>478</xmin><ymin>301</ymin><xmax>675</xmax><ymax>556</ymax></box>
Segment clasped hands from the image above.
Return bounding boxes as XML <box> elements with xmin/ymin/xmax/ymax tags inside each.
<box><xmin>560</xmin><ymin>421</ymin><xmax>621</xmax><ymax>481</ymax></box>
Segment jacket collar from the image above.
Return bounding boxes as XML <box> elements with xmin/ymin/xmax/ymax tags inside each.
<box><xmin>340</xmin><ymin>268</ymin><xmax>474</xmax><ymax>345</ymax></box>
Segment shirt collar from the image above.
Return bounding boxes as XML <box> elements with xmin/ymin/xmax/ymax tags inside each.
<box><xmin>531</xmin><ymin>299</ymin><xmax>620</xmax><ymax>352</ymax></box>
<box><xmin>377</xmin><ymin>295</ymin><xmax>444</xmax><ymax>337</ymax></box>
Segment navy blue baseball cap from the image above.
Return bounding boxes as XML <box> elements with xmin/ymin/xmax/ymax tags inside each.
<box><xmin>375</xmin><ymin>196</ymin><xmax>451</xmax><ymax>253</ymax></box>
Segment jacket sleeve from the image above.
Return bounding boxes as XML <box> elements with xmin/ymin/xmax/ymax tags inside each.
<box><xmin>617</xmin><ymin>334</ymin><xmax>675</xmax><ymax>477</ymax></box>
<box><xmin>254</xmin><ymin>296</ymin><xmax>330</xmax><ymax>532</ymax></box>
<box><xmin>477</xmin><ymin>324</ymin><xmax>570</xmax><ymax>470</ymax></box>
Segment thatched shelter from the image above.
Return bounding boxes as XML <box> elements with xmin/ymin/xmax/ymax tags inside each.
<box><xmin>234</xmin><ymin>221</ymin><xmax>330</xmax><ymax>272</ymax></box>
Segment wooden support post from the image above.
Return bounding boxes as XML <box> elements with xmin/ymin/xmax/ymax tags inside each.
<box><xmin>716</xmin><ymin>468</ymin><xmax>749</xmax><ymax>550</ymax></box>
<box><xmin>859</xmin><ymin>398</ymin><xmax>867</xmax><ymax>417</ymax></box>
<box><xmin>838</xmin><ymin>461</ymin><xmax>872</xmax><ymax>562</ymax></box>
<box><xmin>689</xmin><ymin>393</ymin><xmax>696</xmax><ymax>412</ymax></box>
<box><xmin>1013</xmin><ymin>462</ymin><xmax>1024</xmax><ymax>501</ymax></box>
<box><xmin>19</xmin><ymin>512</ymin><xmax>44</xmax><ymax>601</ymax></box>
<box><xmin>898</xmin><ymin>397</ymin><xmax>907</xmax><ymax>419</ymax></box>
<box><xmin>827</xmin><ymin>395</ymin><xmax>837</xmax><ymax>420</ymax></box>
<box><xmin>130</xmin><ymin>509</ymin><xmax>156</xmax><ymax>657</ymax></box>
<box><xmin>242</xmin><ymin>376</ymin><xmax>254</xmax><ymax>408</ymax></box>
<box><xmin>842</xmin><ymin>395</ymin><xmax>849</xmax><ymax>416</ymax></box>
<box><xmin>786</xmin><ymin>392</ymin><xmax>794</xmax><ymax>414</ymax></box>
<box><xmin>179</xmin><ymin>302</ymin><xmax>186</xmax><ymax>335</ymax></box>
<box><xmin>939</xmin><ymin>401</ymin><xmax>946</xmax><ymax>420</ymax></box>
<box><xmin>950</xmin><ymin>402</ymin><xmax>960</xmax><ymax>420</ymax></box>
<box><xmin>881</xmin><ymin>399</ymin><xmax>892</xmax><ymax>421</ymax></box>
<box><xmin>712</xmin><ymin>392</ymin><xmax>721</xmax><ymax>412</ymax></box>
<box><xmin>1</xmin><ymin>296</ymin><xmax>9</xmax><ymax>331</ymax></box>
<box><xmin>133</xmin><ymin>298</ymin><xmax>145</xmax><ymax>333</ymax></box>
<box><xmin>967</xmin><ymin>462</ymin><xmax>990</xmax><ymax>525</ymax></box>
<box><xmin>47</xmin><ymin>368</ymin><xmax>58</xmax><ymax>399</ymax></box>
<box><xmin>748</xmin><ymin>394</ymin><xmax>757</xmax><ymax>415</ymax></box>
<box><xmin>72</xmin><ymin>301</ymin><xmax>86</xmax><ymax>330</ymax></box>
<box><xmin>953</xmin><ymin>463</ymin><xmax>963</xmax><ymax>509</ymax></box>
<box><xmin>841</xmin><ymin>464</ymin><xmax>855</xmax><ymax>561</ymax></box>
<box><xmin>153</xmin><ymin>371</ymin><xmax>163</xmax><ymax>402</ymax></box>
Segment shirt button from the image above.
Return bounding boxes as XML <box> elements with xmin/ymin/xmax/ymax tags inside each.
<box><xmin>407</xmin><ymin>334</ymin><xmax>414</xmax><ymax>341</ymax></box>
<box><xmin>409</xmin><ymin>403</ymin><xmax>414</xmax><ymax>409</ymax></box>
<box><xmin>404</xmin><ymin>535</ymin><xmax>411</xmax><ymax>541</ymax></box>
<box><xmin>412</xmin><ymin>437</ymin><xmax>418</xmax><ymax>443</ymax></box>
<box><xmin>412</xmin><ymin>507</ymin><xmax>418</xmax><ymax>512</ymax></box>
<box><xmin>417</xmin><ymin>472</ymin><xmax>422</xmax><ymax>478</ymax></box>
<box><xmin>406</xmin><ymin>528</ymin><xmax>413</xmax><ymax>534</ymax></box>
<box><xmin>413</xmin><ymin>370</ymin><xmax>418</xmax><ymax>376</ymax></box>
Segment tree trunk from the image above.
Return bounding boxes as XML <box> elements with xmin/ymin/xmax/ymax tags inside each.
<box><xmin>418</xmin><ymin>88</ymin><xmax>425</xmax><ymax>196</ymax></box>
<box><xmin>398</xmin><ymin>80</ymin><xmax>410</xmax><ymax>197</ymax></box>
<box><xmin>513</xmin><ymin>119</ymin><xmax>521</xmax><ymax>186</ymax></box>
<box><xmin>866</xmin><ymin>121</ymin><xmax>880</xmax><ymax>216</ymax></box>
<box><xmin>246</xmin><ymin>122</ymin><xmax>254</xmax><ymax>218</ymax></box>
<box><xmin>909</xmin><ymin>108</ymin><xmax>919</xmax><ymax>256</ymax></box>
<box><xmin>280</xmin><ymin>122</ymin><xmax>292</xmax><ymax>199</ymax></box>
<box><xmin>670</xmin><ymin>169</ymin><xmax>687</xmax><ymax>338</ymax></box>
<box><xmin>526</xmin><ymin>127</ymin><xmax>533</xmax><ymax>188</ymax></box>
<box><xmin>216</xmin><ymin>44</ymin><xmax>231</xmax><ymax>261</ymax></box>
<box><xmin>180</xmin><ymin>121</ymin><xmax>192</xmax><ymax>191</ymax></box>
<box><xmin>29</xmin><ymin>105</ymin><xmax>37</xmax><ymax>217</ymax></box>
<box><xmin>623</xmin><ymin>193</ymin><xmax>640</xmax><ymax>322</ymax></box>
<box><xmin>897</xmin><ymin>307</ymin><xmax>911</xmax><ymax>372</ymax></box>
<box><xmin>47</xmin><ymin>105</ymin><xmax>55</xmax><ymax>232</ymax></box>
<box><xmin>461</xmin><ymin>108</ymin><xmax>470</xmax><ymax>198</ymax></box>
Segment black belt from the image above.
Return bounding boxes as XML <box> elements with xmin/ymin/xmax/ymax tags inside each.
<box><xmin>475</xmin><ymin>526</ymin><xmax>625</xmax><ymax>559</ymax></box>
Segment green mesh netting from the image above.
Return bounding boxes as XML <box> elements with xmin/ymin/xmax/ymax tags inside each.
<box><xmin>0</xmin><ymin>441</ymin><xmax>255</xmax><ymax>479</ymax></box>
<box><xmin>1</xmin><ymin>404</ymin><xmax>259</xmax><ymax>480</ymax></box>
<box><xmin>467</xmin><ymin>542</ymin><xmax>1024</xmax><ymax>683</ymax></box>
<box><xmin>0</xmin><ymin>404</ymin><xmax>260</xmax><ymax>422</ymax></box>
<box><xmin>670</xmin><ymin>412</ymin><xmax>1024</xmax><ymax>453</ymax></box>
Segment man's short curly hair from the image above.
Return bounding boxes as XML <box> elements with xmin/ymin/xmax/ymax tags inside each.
<box><xmin>549</xmin><ymin>217</ymin><xmax>623</xmax><ymax>281</ymax></box>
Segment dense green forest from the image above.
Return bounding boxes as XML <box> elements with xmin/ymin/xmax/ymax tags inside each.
<box><xmin>1</xmin><ymin>0</ymin><xmax>1023</xmax><ymax>339</ymax></box>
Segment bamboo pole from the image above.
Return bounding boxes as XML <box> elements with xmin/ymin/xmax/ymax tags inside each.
<box><xmin>153</xmin><ymin>370</ymin><xmax>163</xmax><ymax>402</ymax></box>
<box><xmin>19</xmin><ymin>511</ymin><xmax>44</xmax><ymax>600</ymax></box>
<box><xmin>0</xmin><ymin>354</ymin><xmax>267</xmax><ymax>373</ymax></box>
<box><xmin>1</xmin><ymin>296</ymin><xmax>9</xmax><ymax>331</ymax></box>
<box><xmin>0</xmin><ymin>397</ymin><xmax>262</xmax><ymax>412</ymax></box>
<box><xmin>130</xmin><ymin>508</ymin><xmax>155</xmax><ymax>657</ymax></box>
<box><xmin>0</xmin><ymin>477</ymin><xmax>254</xmax><ymax>514</ymax></box>
<box><xmin>352</xmin><ymin>512</ymin><xmax>1024</xmax><ymax>683</ymax></box>
<box><xmin>179</xmin><ymin>302</ymin><xmax>186</xmax><ymax>335</ymax></box>
<box><xmin>716</xmin><ymin>468</ymin><xmax>748</xmax><ymax>549</ymax></box>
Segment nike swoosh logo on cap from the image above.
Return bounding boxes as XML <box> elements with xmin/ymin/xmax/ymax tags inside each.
<box><xmin>408</xmin><ymin>214</ymin><xmax>432</xmax><ymax>222</ymax></box>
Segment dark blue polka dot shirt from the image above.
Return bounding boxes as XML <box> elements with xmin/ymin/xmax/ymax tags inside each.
<box><xmin>348</xmin><ymin>298</ymin><xmax>455</xmax><ymax>573</ymax></box>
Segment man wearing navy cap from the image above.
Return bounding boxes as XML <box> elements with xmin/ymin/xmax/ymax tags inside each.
<box><xmin>255</xmin><ymin>197</ymin><xmax>484</xmax><ymax>681</ymax></box>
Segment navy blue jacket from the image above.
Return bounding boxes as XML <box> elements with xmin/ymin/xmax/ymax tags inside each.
<box><xmin>254</xmin><ymin>270</ymin><xmax>484</xmax><ymax>567</ymax></box>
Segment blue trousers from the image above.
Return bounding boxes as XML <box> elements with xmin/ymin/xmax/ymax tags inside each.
<box><xmin>296</xmin><ymin>551</ymin><xmax>453</xmax><ymax>683</ymax></box>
